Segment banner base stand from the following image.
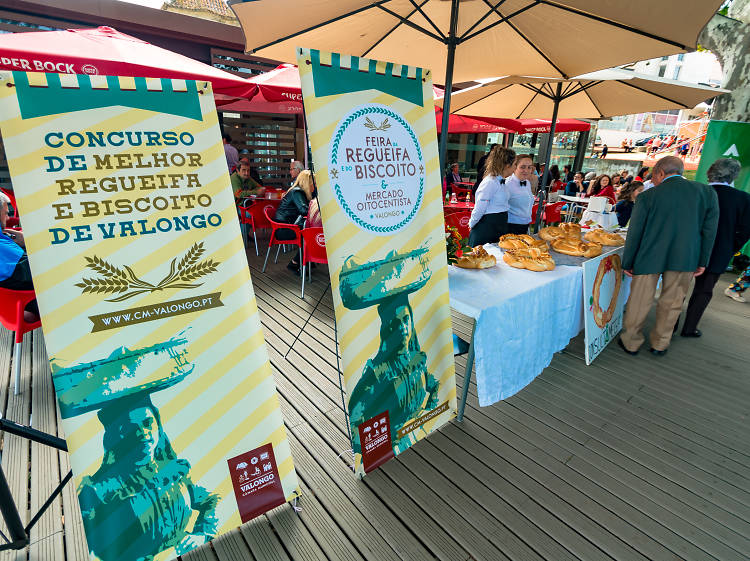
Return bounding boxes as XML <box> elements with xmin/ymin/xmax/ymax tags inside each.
<box><xmin>0</xmin><ymin>416</ymin><xmax>70</xmax><ymax>551</ymax></box>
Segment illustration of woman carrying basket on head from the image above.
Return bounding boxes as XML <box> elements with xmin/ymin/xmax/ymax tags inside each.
<box><xmin>52</xmin><ymin>337</ymin><xmax>219</xmax><ymax>561</ymax></box>
<box><xmin>340</xmin><ymin>247</ymin><xmax>441</xmax><ymax>457</ymax></box>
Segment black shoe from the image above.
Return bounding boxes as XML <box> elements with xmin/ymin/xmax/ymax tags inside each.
<box><xmin>649</xmin><ymin>347</ymin><xmax>668</xmax><ymax>357</ymax></box>
<box><xmin>287</xmin><ymin>261</ymin><xmax>300</xmax><ymax>273</ymax></box>
<box><xmin>617</xmin><ymin>338</ymin><xmax>638</xmax><ymax>356</ymax></box>
<box><xmin>680</xmin><ymin>329</ymin><xmax>702</xmax><ymax>338</ymax></box>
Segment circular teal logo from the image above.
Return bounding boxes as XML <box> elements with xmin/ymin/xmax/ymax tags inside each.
<box><xmin>329</xmin><ymin>104</ymin><xmax>425</xmax><ymax>236</ymax></box>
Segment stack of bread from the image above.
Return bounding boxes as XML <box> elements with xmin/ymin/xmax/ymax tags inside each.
<box><xmin>497</xmin><ymin>233</ymin><xmax>549</xmax><ymax>250</ymax></box>
<box><xmin>539</xmin><ymin>223</ymin><xmax>603</xmax><ymax>258</ymax></box>
<box><xmin>584</xmin><ymin>229</ymin><xmax>625</xmax><ymax>246</ymax></box>
<box><xmin>502</xmin><ymin>246</ymin><xmax>556</xmax><ymax>271</ymax></box>
<box><xmin>455</xmin><ymin>246</ymin><xmax>497</xmax><ymax>269</ymax></box>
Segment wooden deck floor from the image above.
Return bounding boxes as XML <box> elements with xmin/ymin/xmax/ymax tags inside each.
<box><xmin>1</xmin><ymin>240</ymin><xmax>749</xmax><ymax>561</ymax></box>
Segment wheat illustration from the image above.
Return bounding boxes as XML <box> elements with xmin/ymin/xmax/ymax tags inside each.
<box><xmin>76</xmin><ymin>243</ymin><xmax>219</xmax><ymax>302</ymax></box>
<box><xmin>363</xmin><ymin>117</ymin><xmax>391</xmax><ymax>131</ymax></box>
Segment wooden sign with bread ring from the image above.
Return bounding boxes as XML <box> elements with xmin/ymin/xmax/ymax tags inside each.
<box><xmin>592</xmin><ymin>254</ymin><xmax>623</xmax><ymax>328</ymax></box>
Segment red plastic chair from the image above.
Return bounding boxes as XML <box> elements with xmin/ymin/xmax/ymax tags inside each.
<box><xmin>544</xmin><ymin>202</ymin><xmax>565</xmax><ymax>224</ymax></box>
<box><xmin>528</xmin><ymin>203</ymin><xmax>540</xmax><ymax>226</ymax></box>
<box><xmin>445</xmin><ymin>211</ymin><xmax>471</xmax><ymax>241</ymax></box>
<box><xmin>238</xmin><ymin>200</ymin><xmax>283</xmax><ymax>255</ymax></box>
<box><xmin>300</xmin><ymin>227</ymin><xmax>328</xmax><ymax>298</ymax></box>
<box><xmin>0</xmin><ymin>288</ymin><xmax>41</xmax><ymax>395</ymax></box>
<box><xmin>262</xmin><ymin>206</ymin><xmax>302</xmax><ymax>272</ymax></box>
<box><xmin>450</xmin><ymin>183</ymin><xmax>473</xmax><ymax>202</ymax></box>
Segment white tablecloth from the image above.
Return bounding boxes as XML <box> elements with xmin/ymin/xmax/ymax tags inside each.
<box><xmin>449</xmin><ymin>245</ymin><xmax>584</xmax><ymax>406</ymax></box>
<box><xmin>581</xmin><ymin>210</ymin><xmax>619</xmax><ymax>230</ymax></box>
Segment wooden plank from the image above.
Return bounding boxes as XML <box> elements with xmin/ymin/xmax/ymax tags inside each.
<box><xmin>29</xmin><ymin>330</ymin><xmax>65</xmax><ymax>561</ymax></box>
<box><xmin>0</xmin><ymin>330</ymin><xmax>33</xmax><ymax>561</ymax></box>
<box><xmin>511</xmin><ymin>379</ymin><xmax>750</xmax><ymax>555</ymax></box>
<box><xmin>239</xmin><ymin>516</ymin><xmax>292</xmax><ymax>561</ymax></box>
<box><xmin>211</xmin><ymin>527</ymin><xmax>255</xmax><ymax>561</ymax></box>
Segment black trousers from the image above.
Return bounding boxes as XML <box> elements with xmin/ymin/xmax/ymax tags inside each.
<box><xmin>469</xmin><ymin>212</ymin><xmax>508</xmax><ymax>247</ymax></box>
<box><xmin>507</xmin><ymin>223</ymin><xmax>529</xmax><ymax>235</ymax></box>
<box><xmin>682</xmin><ymin>272</ymin><xmax>721</xmax><ymax>333</ymax></box>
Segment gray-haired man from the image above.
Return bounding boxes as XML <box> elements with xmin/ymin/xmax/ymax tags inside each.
<box><xmin>619</xmin><ymin>156</ymin><xmax>719</xmax><ymax>356</ymax></box>
<box><xmin>289</xmin><ymin>160</ymin><xmax>304</xmax><ymax>183</ymax></box>
<box><xmin>680</xmin><ymin>158</ymin><xmax>750</xmax><ymax>336</ymax></box>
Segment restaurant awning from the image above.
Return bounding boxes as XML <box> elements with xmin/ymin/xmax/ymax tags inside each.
<box><xmin>0</xmin><ymin>26</ymin><xmax>258</xmax><ymax>104</ymax></box>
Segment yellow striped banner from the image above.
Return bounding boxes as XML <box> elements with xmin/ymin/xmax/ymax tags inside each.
<box><xmin>296</xmin><ymin>49</ymin><xmax>456</xmax><ymax>478</ymax></box>
<box><xmin>0</xmin><ymin>71</ymin><xmax>299</xmax><ymax>561</ymax></box>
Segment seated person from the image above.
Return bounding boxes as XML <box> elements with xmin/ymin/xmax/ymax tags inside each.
<box><xmin>274</xmin><ymin>170</ymin><xmax>314</xmax><ymax>273</ymax></box>
<box><xmin>614</xmin><ymin>181</ymin><xmax>644</xmax><ymax>227</ymax></box>
<box><xmin>564</xmin><ymin>172</ymin><xmax>587</xmax><ymax>196</ymax></box>
<box><xmin>444</xmin><ymin>163</ymin><xmax>462</xmax><ymax>196</ymax></box>
<box><xmin>238</xmin><ymin>150</ymin><xmax>265</xmax><ymax>184</ymax></box>
<box><xmin>231</xmin><ymin>158</ymin><xmax>265</xmax><ymax>202</ymax></box>
<box><xmin>584</xmin><ymin>174</ymin><xmax>616</xmax><ymax>205</ymax></box>
<box><xmin>0</xmin><ymin>198</ymin><xmax>37</xmax><ymax>321</ymax></box>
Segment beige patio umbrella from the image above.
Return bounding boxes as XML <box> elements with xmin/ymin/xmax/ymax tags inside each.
<box><xmin>436</xmin><ymin>69</ymin><xmax>729</xmax><ymax>120</ymax></box>
<box><xmin>229</xmin><ymin>0</ymin><xmax>723</xmax><ymax>171</ymax></box>
<box><xmin>435</xmin><ymin>68</ymin><xmax>729</xmax><ymax>227</ymax></box>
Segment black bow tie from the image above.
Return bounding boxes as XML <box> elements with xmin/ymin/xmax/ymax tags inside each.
<box><xmin>520</xmin><ymin>180</ymin><xmax>527</xmax><ymax>186</ymax></box>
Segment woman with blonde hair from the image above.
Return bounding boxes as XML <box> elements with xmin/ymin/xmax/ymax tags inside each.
<box><xmin>468</xmin><ymin>146</ymin><xmax>516</xmax><ymax>246</ymax></box>
<box><xmin>274</xmin><ymin>170</ymin><xmax>314</xmax><ymax>273</ymax></box>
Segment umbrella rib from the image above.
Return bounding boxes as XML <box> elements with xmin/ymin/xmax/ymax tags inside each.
<box><xmin>250</xmin><ymin>0</ymin><xmax>392</xmax><ymax>53</ymax></box>
<box><xmin>521</xmin><ymin>83</ymin><xmax>552</xmax><ymax>100</ymax></box>
<box><xmin>363</xmin><ymin>0</ymin><xmax>436</xmax><ymax>56</ymax></box>
<box><xmin>537</xmin><ymin>0</ymin><xmax>689</xmax><ymax>49</ymax></box>
<box><xmin>561</xmin><ymin>80</ymin><xmax>600</xmax><ymax>100</ymax></box>
<box><xmin>462</xmin><ymin>1</ymin><xmax>540</xmax><ymax>42</ymax></box>
<box><xmin>406</xmin><ymin>0</ymin><xmax>447</xmax><ymax>40</ymax></box>
<box><xmin>376</xmin><ymin>4</ymin><xmax>446</xmax><ymax>43</ymax></box>
<box><xmin>585</xmin><ymin>91</ymin><xmax>605</xmax><ymax>119</ymax></box>
<box><xmin>516</xmin><ymin>89</ymin><xmax>542</xmax><ymax>118</ymax></box>
<box><xmin>617</xmin><ymin>80</ymin><xmax>691</xmax><ymax>108</ymax></box>
<box><xmin>460</xmin><ymin>0</ymin><xmax>509</xmax><ymax>40</ymax></box>
<box><xmin>448</xmin><ymin>84</ymin><xmax>514</xmax><ymax>113</ymax></box>
<box><xmin>466</xmin><ymin>4</ymin><xmax>568</xmax><ymax>78</ymax></box>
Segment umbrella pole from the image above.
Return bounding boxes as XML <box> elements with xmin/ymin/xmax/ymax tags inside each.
<box><xmin>535</xmin><ymin>82</ymin><xmax>562</xmax><ymax>231</ymax></box>
<box><xmin>438</xmin><ymin>0</ymin><xmax>460</xmax><ymax>175</ymax></box>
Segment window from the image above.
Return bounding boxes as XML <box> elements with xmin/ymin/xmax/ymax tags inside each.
<box><xmin>658</xmin><ymin>65</ymin><xmax>667</xmax><ymax>78</ymax></box>
<box><xmin>672</xmin><ymin>66</ymin><xmax>681</xmax><ymax>80</ymax></box>
<box><xmin>677</xmin><ymin>54</ymin><xmax>685</xmax><ymax>62</ymax></box>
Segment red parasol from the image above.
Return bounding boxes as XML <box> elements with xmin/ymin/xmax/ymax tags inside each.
<box><xmin>435</xmin><ymin>111</ymin><xmax>520</xmax><ymax>134</ymax></box>
<box><xmin>0</xmin><ymin>26</ymin><xmax>257</xmax><ymax>104</ymax></box>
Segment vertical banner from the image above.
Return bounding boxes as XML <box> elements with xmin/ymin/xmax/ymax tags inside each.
<box><xmin>0</xmin><ymin>71</ymin><xmax>299</xmax><ymax>561</ymax></box>
<box><xmin>582</xmin><ymin>248</ymin><xmax>631</xmax><ymax>364</ymax></box>
<box><xmin>297</xmin><ymin>49</ymin><xmax>457</xmax><ymax>477</ymax></box>
<box><xmin>696</xmin><ymin>119</ymin><xmax>750</xmax><ymax>256</ymax></box>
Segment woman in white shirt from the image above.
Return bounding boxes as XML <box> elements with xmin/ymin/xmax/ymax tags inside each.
<box><xmin>506</xmin><ymin>154</ymin><xmax>536</xmax><ymax>235</ymax></box>
<box><xmin>468</xmin><ymin>146</ymin><xmax>516</xmax><ymax>246</ymax></box>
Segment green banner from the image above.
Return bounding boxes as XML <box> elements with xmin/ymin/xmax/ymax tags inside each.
<box><xmin>696</xmin><ymin>120</ymin><xmax>750</xmax><ymax>256</ymax></box>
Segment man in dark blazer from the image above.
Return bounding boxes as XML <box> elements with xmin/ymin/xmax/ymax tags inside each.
<box><xmin>680</xmin><ymin>158</ymin><xmax>750</xmax><ymax>336</ymax></box>
<box><xmin>619</xmin><ymin>156</ymin><xmax>719</xmax><ymax>356</ymax></box>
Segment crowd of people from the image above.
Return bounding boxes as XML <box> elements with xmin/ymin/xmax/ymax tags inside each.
<box><xmin>454</xmin><ymin>145</ymin><xmax>750</xmax><ymax>353</ymax></box>
<box><xmin>619</xmin><ymin>156</ymin><xmax>750</xmax><ymax>355</ymax></box>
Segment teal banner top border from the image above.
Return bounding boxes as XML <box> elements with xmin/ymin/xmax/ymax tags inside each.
<box><xmin>308</xmin><ymin>50</ymin><xmax>425</xmax><ymax>107</ymax></box>
<box><xmin>12</xmin><ymin>71</ymin><xmax>202</xmax><ymax>121</ymax></box>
